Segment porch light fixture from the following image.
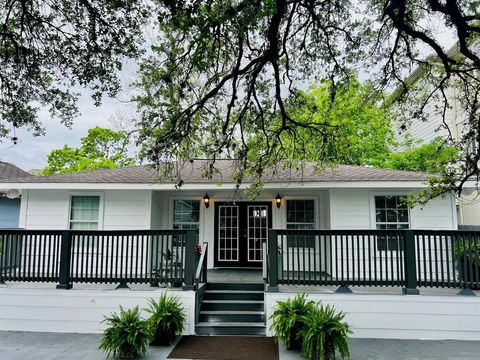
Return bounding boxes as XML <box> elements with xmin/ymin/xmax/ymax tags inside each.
<box><xmin>275</xmin><ymin>193</ymin><xmax>282</xmax><ymax>208</ymax></box>
<box><xmin>203</xmin><ymin>193</ymin><xmax>210</xmax><ymax>208</ymax></box>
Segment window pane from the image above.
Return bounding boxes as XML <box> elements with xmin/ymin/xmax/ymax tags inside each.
<box><xmin>386</xmin><ymin>210</ymin><xmax>398</xmax><ymax>222</ymax></box>
<box><xmin>376</xmin><ymin>210</ymin><xmax>386</xmax><ymax>222</ymax></box>
<box><xmin>374</xmin><ymin>195</ymin><xmax>409</xmax><ymax>251</ymax></box>
<box><xmin>386</xmin><ymin>196</ymin><xmax>396</xmax><ymax>208</ymax></box>
<box><xmin>70</xmin><ymin>196</ymin><xmax>100</xmax><ymax>230</ymax></box>
<box><xmin>70</xmin><ymin>221</ymin><xmax>98</xmax><ymax>230</ymax></box>
<box><xmin>286</xmin><ymin>200</ymin><xmax>315</xmax><ymax>248</ymax></box>
<box><xmin>375</xmin><ymin>197</ymin><xmax>385</xmax><ymax>209</ymax></box>
<box><xmin>398</xmin><ymin>209</ymin><xmax>409</xmax><ymax>222</ymax></box>
<box><xmin>173</xmin><ymin>200</ymin><xmax>200</xmax><ymax>224</ymax></box>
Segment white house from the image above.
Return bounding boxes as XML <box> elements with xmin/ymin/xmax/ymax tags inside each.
<box><xmin>0</xmin><ymin>160</ymin><xmax>458</xmax><ymax>269</ymax></box>
<box><xmin>1</xmin><ymin>160</ymin><xmax>479</xmax><ymax>340</ymax></box>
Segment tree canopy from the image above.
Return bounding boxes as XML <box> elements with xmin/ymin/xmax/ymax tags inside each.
<box><xmin>40</xmin><ymin>127</ymin><xmax>135</xmax><ymax>175</ymax></box>
<box><xmin>256</xmin><ymin>78</ymin><xmax>394</xmax><ymax>168</ymax></box>
<box><xmin>2</xmin><ymin>0</ymin><xmax>480</xmax><ymax>198</ymax></box>
<box><xmin>134</xmin><ymin>0</ymin><xmax>480</xmax><ymax>197</ymax></box>
<box><xmin>1</xmin><ymin>0</ymin><xmax>149</xmax><ymax>138</ymax></box>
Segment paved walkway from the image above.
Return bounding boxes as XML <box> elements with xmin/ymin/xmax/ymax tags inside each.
<box><xmin>1</xmin><ymin>331</ymin><xmax>479</xmax><ymax>359</ymax></box>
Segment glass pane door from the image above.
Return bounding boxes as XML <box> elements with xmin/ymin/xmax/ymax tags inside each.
<box><xmin>218</xmin><ymin>205</ymin><xmax>239</xmax><ymax>262</ymax></box>
<box><xmin>247</xmin><ymin>205</ymin><xmax>268</xmax><ymax>262</ymax></box>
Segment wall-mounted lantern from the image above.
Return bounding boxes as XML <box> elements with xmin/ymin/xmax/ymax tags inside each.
<box><xmin>275</xmin><ymin>193</ymin><xmax>282</xmax><ymax>209</ymax></box>
<box><xmin>203</xmin><ymin>193</ymin><xmax>211</xmax><ymax>208</ymax></box>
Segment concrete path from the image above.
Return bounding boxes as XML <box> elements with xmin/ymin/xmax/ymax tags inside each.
<box><xmin>1</xmin><ymin>331</ymin><xmax>479</xmax><ymax>359</ymax></box>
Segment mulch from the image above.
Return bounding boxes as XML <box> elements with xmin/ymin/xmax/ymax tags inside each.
<box><xmin>167</xmin><ymin>336</ymin><xmax>279</xmax><ymax>360</ymax></box>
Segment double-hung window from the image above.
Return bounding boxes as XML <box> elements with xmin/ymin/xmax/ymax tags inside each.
<box><xmin>173</xmin><ymin>200</ymin><xmax>200</xmax><ymax>230</ymax></box>
<box><xmin>374</xmin><ymin>195</ymin><xmax>409</xmax><ymax>251</ymax></box>
<box><xmin>69</xmin><ymin>195</ymin><xmax>100</xmax><ymax>230</ymax></box>
<box><xmin>173</xmin><ymin>199</ymin><xmax>200</xmax><ymax>245</ymax></box>
<box><xmin>286</xmin><ymin>200</ymin><xmax>315</xmax><ymax>247</ymax></box>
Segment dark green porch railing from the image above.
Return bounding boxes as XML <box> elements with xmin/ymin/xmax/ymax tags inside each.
<box><xmin>0</xmin><ymin>229</ymin><xmax>197</xmax><ymax>290</ymax></box>
<box><xmin>266</xmin><ymin>229</ymin><xmax>480</xmax><ymax>293</ymax></box>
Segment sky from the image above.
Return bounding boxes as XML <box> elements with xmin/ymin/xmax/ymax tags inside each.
<box><xmin>0</xmin><ymin>92</ymin><xmax>137</xmax><ymax>172</ymax></box>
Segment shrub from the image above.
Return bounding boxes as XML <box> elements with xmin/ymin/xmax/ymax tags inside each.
<box><xmin>300</xmin><ymin>303</ymin><xmax>350</xmax><ymax>360</ymax></box>
<box><xmin>99</xmin><ymin>306</ymin><xmax>154</xmax><ymax>359</ymax></box>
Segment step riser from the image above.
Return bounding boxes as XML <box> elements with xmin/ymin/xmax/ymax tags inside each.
<box><xmin>195</xmin><ymin>326</ymin><xmax>266</xmax><ymax>336</ymax></box>
<box><xmin>201</xmin><ymin>303</ymin><xmax>264</xmax><ymax>312</ymax></box>
<box><xmin>199</xmin><ymin>314</ymin><xmax>265</xmax><ymax>323</ymax></box>
<box><xmin>207</xmin><ymin>283</ymin><xmax>264</xmax><ymax>291</ymax></box>
<box><xmin>204</xmin><ymin>293</ymin><xmax>264</xmax><ymax>301</ymax></box>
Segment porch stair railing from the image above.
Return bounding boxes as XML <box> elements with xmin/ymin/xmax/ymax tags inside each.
<box><xmin>265</xmin><ymin>229</ymin><xmax>480</xmax><ymax>294</ymax></box>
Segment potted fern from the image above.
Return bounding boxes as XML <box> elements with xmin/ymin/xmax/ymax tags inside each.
<box><xmin>453</xmin><ymin>239</ymin><xmax>480</xmax><ymax>288</ymax></box>
<box><xmin>300</xmin><ymin>303</ymin><xmax>351</xmax><ymax>360</ymax></box>
<box><xmin>145</xmin><ymin>293</ymin><xmax>186</xmax><ymax>346</ymax></box>
<box><xmin>99</xmin><ymin>306</ymin><xmax>154</xmax><ymax>359</ymax></box>
<box><xmin>269</xmin><ymin>293</ymin><xmax>316</xmax><ymax>350</ymax></box>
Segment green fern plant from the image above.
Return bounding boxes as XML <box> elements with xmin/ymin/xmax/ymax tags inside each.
<box><xmin>99</xmin><ymin>305</ymin><xmax>154</xmax><ymax>359</ymax></box>
<box><xmin>269</xmin><ymin>293</ymin><xmax>316</xmax><ymax>350</ymax></box>
<box><xmin>144</xmin><ymin>293</ymin><xmax>186</xmax><ymax>346</ymax></box>
<box><xmin>300</xmin><ymin>303</ymin><xmax>351</xmax><ymax>360</ymax></box>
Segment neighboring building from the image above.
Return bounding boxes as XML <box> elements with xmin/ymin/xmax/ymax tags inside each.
<box><xmin>393</xmin><ymin>43</ymin><xmax>479</xmax><ymax>225</ymax></box>
<box><xmin>0</xmin><ymin>160</ymin><xmax>457</xmax><ymax>269</ymax></box>
<box><xmin>0</xmin><ymin>161</ymin><xmax>31</xmax><ymax>228</ymax></box>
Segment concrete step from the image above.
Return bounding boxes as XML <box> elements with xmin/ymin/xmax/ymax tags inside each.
<box><xmin>195</xmin><ymin>322</ymin><xmax>266</xmax><ymax>336</ymax></box>
<box><xmin>206</xmin><ymin>282</ymin><xmax>264</xmax><ymax>291</ymax></box>
<box><xmin>203</xmin><ymin>290</ymin><xmax>264</xmax><ymax>301</ymax></box>
<box><xmin>201</xmin><ymin>300</ymin><xmax>264</xmax><ymax>312</ymax></box>
<box><xmin>199</xmin><ymin>310</ymin><xmax>265</xmax><ymax>323</ymax></box>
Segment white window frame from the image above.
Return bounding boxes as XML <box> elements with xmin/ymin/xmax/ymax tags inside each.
<box><xmin>370</xmin><ymin>192</ymin><xmax>411</xmax><ymax>253</ymax></box>
<box><xmin>68</xmin><ymin>192</ymin><xmax>104</xmax><ymax>230</ymax></box>
<box><xmin>170</xmin><ymin>198</ymin><xmax>201</xmax><ymax>230</ymax></box>
<box><xmin>285</xmin><ymin>198</ymin><xmax>317</xmax><ymax>229</ymax></box>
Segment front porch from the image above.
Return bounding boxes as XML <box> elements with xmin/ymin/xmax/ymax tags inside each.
<box><xmin>1</xmin><ymin>228</ymin><xmax>478</xmax><ymax>292</ymax></box>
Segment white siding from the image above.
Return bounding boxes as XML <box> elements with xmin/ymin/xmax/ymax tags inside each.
<box><xmin>24</xmin><ymin>190</ymin><xmax>70</xmax><ymax>229</ymax></box>
<box><xmin>266</xmin><ymin>292</ymin><xmax>480</xmax><ymax>340</ymax></box>
<box><xmin>330</xmin><ymin>189</ymin><xmax>371</xmax><ymax>229</ymax></box>
<box><xmin>0</xmin><ymin>287</ymin><xmax>195</xmax><ymax>334</ymax></box>
<box><xmin>103</xmin><ymin>190</ymin><xmax>151</xmax><ymax>230</ymax></box>
<box><xmin>329</xmin><ymin>188</ymin><xmax>456</xmax><ymax>230</ymax></box>
<box><xmin>150</xmin><ymin>191</ymin><xmax>169</xmax><ymax>229</ymax></box>
<box><xmin>410</xmin><ymin>195</ymin><xmax>457</xmax><ymax>230</ymax></box>
<box><xmin>23</xmin><ymin>190</ymin><xmax>152</xmax><ymax>230</ymax></box>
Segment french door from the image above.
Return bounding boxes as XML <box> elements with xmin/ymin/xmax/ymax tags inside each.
<box><xmin>214</xmin><ymin>202</ymin><xmax>272</xmax><ymax>267</ymax></box>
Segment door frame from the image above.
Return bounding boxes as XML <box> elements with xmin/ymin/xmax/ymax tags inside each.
<box><xmin>214</xmin><ymin>201</ymin><xmax>272</xmax><ymax>268</ymax></box>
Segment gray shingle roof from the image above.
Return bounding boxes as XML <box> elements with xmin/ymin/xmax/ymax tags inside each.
<box><xmin>0</xmin><ymin>160</ymin><xmax>428</xmax><ymax>184</ymax></box>
<box><xmin>0</xmin><ymin>162</ymin><xmax>31</xmax><ymax>180</ymax></box>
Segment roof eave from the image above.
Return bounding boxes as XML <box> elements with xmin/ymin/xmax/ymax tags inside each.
<box><xmin>0</xmin><ymin>180</ymin><xmax>432</xmax><ymax>191</ymax></box>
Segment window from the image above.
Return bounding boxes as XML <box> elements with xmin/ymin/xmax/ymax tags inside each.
<box><xmin>286</xmin><ymin>200</ymin><xmax>315</xmax><ymax>229</ymax></box>
<box><xmin>286</xmin><ymin>200</ymin><xmax>315</xmax><ymax>247</ymax></box>
<box><xmin>374</xmin><ymin>195</ymin><xmax>409</xmax><ymax>251</ymax></box>
<box><xmin>173</xmin><ymin>200</ymin><xmax>200</xmax><ymax>230</ymax></box>
<box><xmin>69</xmin><ymin>196</ymin><xmax>100</xmax><ymax>230</ymax></box>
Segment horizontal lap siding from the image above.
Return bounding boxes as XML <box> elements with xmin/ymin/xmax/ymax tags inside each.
<box><xmin>411</xmin><ymin>196</ymin><xmax>456</xmax><ymax>230</ymax></box>
<box><xmin>103</xmin><ymin>191</ymin><xmax>151</xmax><ymax>230</ymax></box>
<box><xmin>25</xmin><ymin>191</ymin><xmax>69</xmax><ymax>229</ymax></box>
<box><xmin>326</xmin><ymin>190</ymin><xmax>456</xmax><ymax>283</ymax></box>
<box><xmin>266</xmin><ymin>293</ymin><xmax>480</xmax><ymax>340</ymax></box>
<box><xmin>18</xmin><ymin>190</ymin><xmax>155</xmax><ymax>282</ymax></box>
<box><xmin>24</xmin><ymin>190</ymin><xmax>153</xmax><ymax>230</ymax></box>
<box><xmin>0</xmin><ymin>288</ymin><xmax>196</xmax><ymax>334</ymax></box>
<box><xmin>330</xmin><ymin>189</ymin><xmax>371</xmax><ymax>230</ymax></box>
